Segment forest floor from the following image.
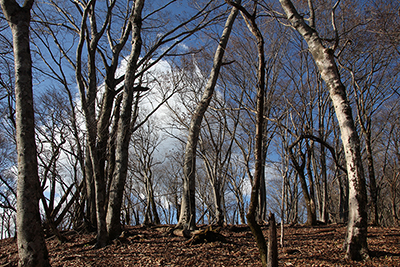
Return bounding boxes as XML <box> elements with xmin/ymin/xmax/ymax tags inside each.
<box><xmin>1</xmin><ymin>223</ymin><xmax>399</xmax><ymax>266</ymax></box>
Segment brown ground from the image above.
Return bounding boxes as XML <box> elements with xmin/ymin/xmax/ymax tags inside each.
<box><xmin>1</xmin><ymin>224</ymin><xmax>399</xmax><ymax>266</ymax></box>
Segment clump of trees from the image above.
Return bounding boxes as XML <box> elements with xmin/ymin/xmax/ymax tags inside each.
<box><xmin>0</xmin><ymin>0</ymin><xmax>399</xmax><ymax>266</ymax></box>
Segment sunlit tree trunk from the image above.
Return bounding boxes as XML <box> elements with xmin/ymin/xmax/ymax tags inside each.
<box><xmin>177</xmin><ymin>2</ymin><xmax>240</xmax><ymax>230</ymax></box>
<box><xmin>280</xmin><ymin>0</ymin><xmax>369</xmax><ymax>260</ymax></box>
<box><xmin>0</xmin><ymin>0</ymin><xmax>51</xmax><ymax>265</ymax></box>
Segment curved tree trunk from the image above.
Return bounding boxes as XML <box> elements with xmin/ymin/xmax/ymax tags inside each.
<box><xmin>225</xmin><ymin>1</ymin><xmax>268</xmax><ymax>265</ymax></box>
<box><xmin>1</xmin><ymin>0</ymin><xmax>51</xmax><ymax>265</ymax></box>
<box><xmin>177</xmin><ymin>2</ymin><xmax>240</xmax><ymax>230</ymax></box>
<box><xmin>280</xmin><ymin>0</ymin><xmax>369</xmax><ymax>260</ymax></box>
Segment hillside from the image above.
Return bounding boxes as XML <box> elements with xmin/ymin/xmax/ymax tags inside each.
<box><xmin>1</xmin><ymin>224</ymin><xmax>399</xmax><ymax>266</ymax></box>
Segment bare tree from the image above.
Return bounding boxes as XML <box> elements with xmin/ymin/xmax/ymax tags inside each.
<box><xmin>288</xmin><ymin>139</ymin><xmax>317</xmax><ymax>226</ymax></box>
<box><xmin>105</xmin><ymin>0</ymin><xmax>145</xmax><ymax>242</ymax></box>
<box><xmin>279</xmin><ymin>0</ymin><xmax>369</xmax><ymax>260</ymax></box>
<box><xmin>129</xmin><ymin>118</ymin><xmax>162</xmax><ymax>225</ymax></box>
<box><xmin>224</xmin><ymin>0</ymin><xmax>268</xmax><ymax>265</ymax></box>
<box><xmin>177</xmin><ymin>2</ymin><xmax>240</xmax><ymax>230</ymax></box>
<box><xmin>0</xmin><ymin>0</ymin><xmax>51</xmax><ymax>265</ymax></box>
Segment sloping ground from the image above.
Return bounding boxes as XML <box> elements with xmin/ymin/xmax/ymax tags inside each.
<box><xmin>1</xmin><ymin>224</ymin><xmax>399</xmax><ymax>266</ymax></box>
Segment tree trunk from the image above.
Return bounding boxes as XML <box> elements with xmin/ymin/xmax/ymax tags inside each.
<box><xmin>305</xmin><ymin>143</ymin><xmax>317</xmax><ymax>225</ymax></box>
<box><xmin>267</xmin><ymin>213</ymin><xmax>278</xmax><ymax>267</ymax></box>
<box><xmin>225</xmin><ymin>1</ymin><xmax>268</xmax><ymax>265</ymax></box>
<box><xmin>84</xmin><ymin>147</ymin><xmax>97</xmax><ymax>230</ymax></box>
<box><xmin>211</xmin><ymin>181</ymin><xmax>224</xmax><ymax>226</ymax></box>
<box><xmin>177</xmin><ymin>2</ymin><xmax>240</xmax><ymax>230</ymax></box>
<box><xmin>280</xmin><ymin>175</ymin><xmax>286</xmax><ymax>247</ymax></box>
<box><xmin>319</xmin><ymin>145</ymin><xmax>328</xmax><ymax>223</ymax></box>
<box><xmin>364</xmin><ymin>131</ymin><xmax>378</xmax><ymax>226</ymax></box>
<box><xmin>288</xmin><ymin>144</ymin><xmax>316</xmax><ymax>226</ymax></box>
<box><xmin>317</xmin><ymin>85</ymin><xmax>329</xmax><ymax>223</ymax></box>
<box><xmin>279</xmin><ymin>0</ymin><xmax>369</xmax><ymax>260</ymax></box>
<box><xmin>105</xmin><ymin>94</ymin><xmax>123</xmax><ymax>212</ymax></box>
<box><xmin>258</xmin><ymin>166</ymin><xmax>267</xmax><ymax>223</ymax></box>
<box><xmin>337</xmin><ymin>168</ymin><xmax>349</xmax><ymax>223</ymax></box>
<box><xmin>143</xmin><ymin>171</ymin><xmax>160</xmax><ymax>225</ymax></box>
<box><xmin>106</xmin><ymin>0</ymin><xmax>144</xmax><ymax>241</ymax></box>
<box><xmin>74</xmin><ymin>0</ymin><xmax>107</xmax><ymax>247</ymax></box>
<box><xmin>0</xmin><ymin>0</ymin><xmax>51</xmax><ymax>265</ymax></box>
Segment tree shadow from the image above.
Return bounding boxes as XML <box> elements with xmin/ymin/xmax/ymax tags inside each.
<box><xmin>370</xmin><ymin>250</ymin><xmax>400</xmax><ymax>258</ymax></box>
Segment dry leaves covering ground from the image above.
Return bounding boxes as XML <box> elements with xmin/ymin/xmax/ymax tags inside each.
<box><xmin>1</xmin><ymin>224</ymin><xmax>399</xmax><ymax>266</ymax></box>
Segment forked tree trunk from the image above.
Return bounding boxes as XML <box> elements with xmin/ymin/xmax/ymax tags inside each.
<box><xmin>288</xmin><ymin>144</ymin><xmax>317</xmax><ymax>226</ymax></box>
<box><xmin>305</xmin><ymin>144</ymin><xmax>317</xmax><ymax>225</ymax></box>
<box><xmin>177</xmin><ymin>2</ymin><xmax>240</xmax><ymax>230</ymax></box>
<box><xmin>143</xmin><ymin>171</ymin><xmax>160</xmax><ymax>225</ymax></box>
<box><xmin>1</xmin><ymin>0</ymin><xmax>51</xmax><ymax>265</ymax></box>
<box><xmin>106</xmin><ymin>0</ymin><xmax>144</xmax><ymax>240</ymax></box>
<box><xmin>74</xmin><ymin>0</ymin><xmax>108</xmax><ymax>247</ymax></box>
<box><xmin>280</xmin><ymin>0</ymin><xmax>369</xmax><ymax>260</ymax></box>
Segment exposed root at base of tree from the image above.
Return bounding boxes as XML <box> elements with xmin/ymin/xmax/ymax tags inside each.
<box><xmin>184</xmin><ymin>226</ymin><xmax>227</xmax><ymax>245</ymax></box>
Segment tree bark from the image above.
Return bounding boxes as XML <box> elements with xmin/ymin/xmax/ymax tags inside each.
<box><xmin>364</xmin><ymin>133</ymin><xmax>378</xmax><ymax>226</ymax></box>
<box><xmin>267</xmin><ymin>213</ymin><xmax>278</xmax><ymax>267</ymax></box>
<box><xmin>0</xmin><ymin>0</ymin><xmax>51</xmax><ymax>265</ymax></box>
<box><xmin>288</xmin><ymin>143</ymin><xmax>316</xmax><ymax>226</ymax></box>
<box><xmin>305</xmin><ymin>143</ymin><xmax>317</xmax><ymax>225</ymax></box>
<box><xmin>279</xmin><ymin>0</ymin><xmax>369</xmax><ymax>260</ymax></box>
<box><xmin>177</xmin><ymin>2</ymin><xmax>240</xmax><ymax>230</ymax></box>
<box><xmin>74</xmin><ymin>0</ymin><xmax>109</xmax><ymax>248</ymax></box>
<box><xmin>106</xmin><ymin>0</ymin><xmax>144</xmax><ymax>241</ymax></box>
<box><xmin>84</xmin><ymin>146</ymin><xmax>97</xmax><ymax>230</ymax></box>
<box><xmin>225</xmin><ymin>0</ymin><xmax>268</xmax><ymax>265</ymax></box>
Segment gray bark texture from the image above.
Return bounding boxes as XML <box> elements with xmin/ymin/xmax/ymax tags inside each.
<box><xmin>74</xmin><ymin>0</ymin><xmax>108</xmax><ymax>247</ymax></box>
<box><xmin>0</xmin><ymin>0</ymin><xmax>51</xmax><ymax>266</ymax></box>
<box><xmin>106</xmin><ymin>0</ymin><xmax>144</xmax><ymax>241</ymax></box>
<box><xmin>177</xmin><ymin>2</ymin><xmax>240</xmax><ymax>230</ymax></box>
<box><xmin>279</xmin><ymin>0</ymin><xmax>369</xmax><ymax>260</ymax></box>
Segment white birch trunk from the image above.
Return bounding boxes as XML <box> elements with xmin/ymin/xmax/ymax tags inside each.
<box><xmin>279</xmin><ymin>0</ymin><xmax>369</xmax><ymax>260</ymax></box>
